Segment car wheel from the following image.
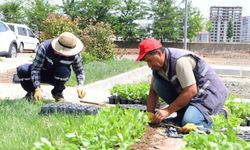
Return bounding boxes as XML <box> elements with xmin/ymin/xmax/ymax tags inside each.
<box><xmin>8</xmin><ymin>43</ymin><xmax>17</xmax><ymax>58</ymax></box>
<box><xmin>19</xmin><ymin>43</ymin><xmax>24</xmax><ymax>53</ymax></box>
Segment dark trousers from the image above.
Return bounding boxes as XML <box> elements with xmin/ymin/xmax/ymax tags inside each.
<box><xmin>16</xmin><ymin>63</ymin><xmax>71</xmax><ymax>95</ymax></box>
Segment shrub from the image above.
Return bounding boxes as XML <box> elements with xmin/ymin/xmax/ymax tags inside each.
<box><xmin>81</xmin><ymin>52</ymin><xmax>97</xmax><ymax>64</ymax></box>
<box><xmin>81</xmin><ymin>22</ymin><xmax>116</xmax><ymax>60</ymax></box>
<box><xmin>40</xmin><ymin>13</ymin><xmax>80</xmax><ymax>41</ymax></box>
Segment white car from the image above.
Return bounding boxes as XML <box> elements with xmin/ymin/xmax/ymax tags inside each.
<box><xmin>7</xmin><ymin>23</ymin><xmax>39</xmax><ymax>52</ymax></box>
<box><xmin>0</xmin><ymin>20</ymin><xmax>17</xmax><ymax>58</ymax></box>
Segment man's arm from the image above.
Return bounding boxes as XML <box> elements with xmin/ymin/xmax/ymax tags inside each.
<box><xmin>72</xmin><ymin>54</ymin><xmax>85</xmax><ymax>85</ymax></box>
<box><xmin>31</xmin><ymin>44</ymin><xmax>46</xmax><ymax>88</ymax></box>
<box><xmin>147</xmin><ymin>77</ymin><xmax>159</xmax><ymax>113</ymax></box>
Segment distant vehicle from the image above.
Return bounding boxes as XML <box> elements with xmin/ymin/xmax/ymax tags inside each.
<box><xmin>0</xmin><ymin>20</ymin><xmax>17</xmax><ymax>58</ymax></box>
<box><xmin>7</xmin><ymin>23</ymin><xmax>39</xmax><ymax>53</ymax></box>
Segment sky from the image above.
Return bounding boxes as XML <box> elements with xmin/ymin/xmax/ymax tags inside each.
<box><xmin>0</xmin><ymin>0</ymin><xmax>249</xmax><ymax>19</ymax></box>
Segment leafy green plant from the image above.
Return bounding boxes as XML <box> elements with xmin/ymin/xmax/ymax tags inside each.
<box><xmin>225</xmin><ymin>97</ymin><xmax>250</xmax><ymax>120</ymax></box>
<box><xmin>183</xmin><ymin>114</ymin><xmax>250</xmax><ymax>150</ymax></box>
<box><xmin>34</xmin><ymin>106</ymin><xmax>149</xmax><ymax>149</ymax></box>
<box><xmin>81</xmin><ymin>52</ymin><xmax>97</xmax><ymax>64</ymax></box>
<box><xmin>109</xmin><ymin>82</ymin><xmax>150</xmax><ymax>102</ymax></box>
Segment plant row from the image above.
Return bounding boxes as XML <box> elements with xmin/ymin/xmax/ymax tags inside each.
<box><xmin>109</xmin><ymin>82</ymin><xmax>150</xmax><ymax>105</ymax></box>
<box><xmin>34</xmin><ymin>106</ymin><xmax>149</xmax><ymax>149</ymax></box>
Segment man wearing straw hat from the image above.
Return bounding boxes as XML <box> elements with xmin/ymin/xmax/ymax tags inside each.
<box><xmin>16</xmin><ymin>32</ymin><xmax>86</xmax><ymax>101</ymax></box>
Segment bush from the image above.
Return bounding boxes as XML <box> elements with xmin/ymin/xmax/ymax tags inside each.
<box><xmin>40</xmin><ymin>13</ymin><xmax>80</xmax><ymax>41</ymax></box>
<box><xmin>81</xmin><ymin>52</ymin><xmax>97</xmax><ymax>64</ymax></box>
<box><xmin>81</xmin><ymin>22</ymin><xmax>116</xmax><ymax>60</ymax></box>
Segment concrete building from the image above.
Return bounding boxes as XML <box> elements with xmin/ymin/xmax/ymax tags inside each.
<box><xmin>195</xmin><ymin>31</ymin><xmax>209</xmax><ymax>43</ymax></box>
<box><xmin>241</xmin><ymin>16</ymin><xmax>250</xmax><ymax>43</ymax></box>
<box><xmin>209</xmin><ymin>6</ymin><xmax>242</xmax><ymax>43</ymax></box>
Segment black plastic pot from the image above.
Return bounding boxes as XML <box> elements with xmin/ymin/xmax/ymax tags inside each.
<box><xmin>134</xmin><ymin>99</ymin><xmax>141</xmax><ymax>104</ymax></box>
<box><xmin>115</xmin><ymin>96</ymin><xmax>121</xmax><ymax>104</ymax></box>
<box><xmin>127</xmin><ymin>99</ymin><xmax>135</xmax><ymax>104</ymax></box>
<box><xmin>108</xmin><ymin>96</ymin><xmax>116</xmax><ymax>104</ymax></box>
<box><xmin>247</xmin><ymin>118</ymin><xmax>250</xmax><ymax>126</ymax></box>
<box><xmin>120</xmin><ymin>98</ymin><xmax>127</xmax><ymax>104</ymax></box>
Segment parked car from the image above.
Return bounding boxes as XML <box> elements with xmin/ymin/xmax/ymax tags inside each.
<box><xmin>7</xmin><ymin>23</ymin><xmax>39</xmax><ymax>53</ymax></box>
<box><xmin>0</xmin><ymin>20</ymin><xmax>17</xmax><ymax>58</ymax></box>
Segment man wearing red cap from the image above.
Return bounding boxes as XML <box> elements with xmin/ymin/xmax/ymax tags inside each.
<box><xmin>137</xmin><ymin>38</ymin><xmax>228</xmax><ymax>128</ymax></box>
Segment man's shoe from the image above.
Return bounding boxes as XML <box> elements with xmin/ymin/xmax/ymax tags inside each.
<box><xmin>24</xmin><ymin>92</ymin><xmax>34</xmax><ymax>101</ymax></box>
<box><xmin>52</xmin><ymin>93</ymin><xmax>65</xmax><ymax>102</ymax></box>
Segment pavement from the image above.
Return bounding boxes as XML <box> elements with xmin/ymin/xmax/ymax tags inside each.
<box><xmin>1</xmin><ymin>55</ymin><xmax>250</xmax><ymax>104</ymax></box>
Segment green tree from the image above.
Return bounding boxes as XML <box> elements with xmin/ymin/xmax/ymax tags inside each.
<box><xmin>227</xmin><ymin>20</ymin><xmax>234</xmax><ymax>42</ymax></box>
<box><xmin>61</xmin><ymin>0</ymin><xmax>81</xmax><ymax>21</ymax></box>
<box><xmin>205</xmin><ymin>19</ymin><xmax>212</xmax><ymax>32</ymax></box>
<box><xmin>151</xmin><ymin>0</ymin><xmax>181</xmax><ymax>42</ymax></box>
<box><xmin>76</xmin><ymin>0</ymin><xmax>119</xmax><ymax>28</ymax></box>
<box><xmin>24</xmin><ymin>0</ymin><xmax>57</xmax><ymax>33</ymax></box>
<box><xmin>112</xmin><ymin>0</ymin><xmax>148</xmax><ymax>42</ymax></box>
<box><xmin>0</xmin><ymin>1</ymin><xmax>24</xmax><ymax>23</ymax></box>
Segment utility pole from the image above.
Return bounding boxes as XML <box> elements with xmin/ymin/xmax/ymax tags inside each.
<box><xmin>184</xmin><ymin>0</ymin><xmax>188</xmax><ymax>50</ymax></box>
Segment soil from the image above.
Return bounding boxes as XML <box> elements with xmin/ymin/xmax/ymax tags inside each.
<box><xmin>131</xmin><ymin>125</ymin><xmax>186</xmax><ymax>150</ymax></box>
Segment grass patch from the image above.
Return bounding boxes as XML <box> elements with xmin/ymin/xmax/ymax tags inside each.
<box><xmin>66</xmin><ymin>59</ymin><xmax>145</xmax><ymax>86</ymax></box>
<box><xmin>0</xmin><ymin>100</ymin><xmax>148</xmax><ymax>149</ymax></box>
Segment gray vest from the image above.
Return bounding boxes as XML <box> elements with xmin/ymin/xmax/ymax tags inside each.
<box><xmin>153</xmin><ymin>48</ymin><xmax>228</xmax><ymax>123</ymax></box>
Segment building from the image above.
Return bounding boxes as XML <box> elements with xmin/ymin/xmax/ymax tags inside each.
<box><xmin>241</xmin><ymin>16</ymin><xmax>250</xmax><ymax>43</ymax></box>
<box><xmin>195</xmin><ymin>31</ymin><xmax>209</xmax><ymax>43</ymax></box>
<box><xmin>209</xmin><ymin>6</ymin><xmax>242</xmax><ymax>43</ymax></box>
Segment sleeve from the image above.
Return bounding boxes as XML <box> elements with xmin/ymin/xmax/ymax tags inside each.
<box><xmin>31</xmin><ymin>43</ymin><xmax>46</xmax><ymax>88</ymax></box>
<box><xmin>175</xmin><ymin>56</ymin><xmax>196</xmax><ymax>88</ymax></box>
<box><xmin>72</xmin><ymin>54</ymin><xmax>85</xmax><ymax>85</ymax></box>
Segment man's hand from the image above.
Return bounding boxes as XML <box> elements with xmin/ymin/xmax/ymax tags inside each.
<box><xmin>154</xmin><ymin>109</ymin><xmax>171</xmax><ymax>123</ymax></box>
<box><xmin>77</xmin><ymin>85</ymin><xmax>86</xmax><ymax>98</ymax></box>
<box><xmin>34</xmin><ymin>87</ymin><xmax>42</xmax><ymax>100</ymax></box>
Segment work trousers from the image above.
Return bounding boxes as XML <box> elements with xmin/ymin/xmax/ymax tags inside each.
<box><xmin>16</xmin><ymin>63</ymin><xmax>70</xmax><ymax>95</ymax></box>
<box><xmin>152</xmin><ymin>73</ymin><xmax>211</xmax><ymax>128</ymax></box>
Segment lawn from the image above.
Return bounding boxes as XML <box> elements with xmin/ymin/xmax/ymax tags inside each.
<box><xmin>0</xmin><ymin>100</ymin><xmax>148</xmax><ymax>150</ymax></box>
<box><xmin>66</xmin><ymin>59</ymin><xmax>145</xmax><ymax>86</ymax></box>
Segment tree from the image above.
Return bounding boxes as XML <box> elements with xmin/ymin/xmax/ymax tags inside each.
<box><xmin>151</xmin><ymin>0</ymin><xmax>181</xmax><ymax>42</ymax></box>
<box><xmin>24</xmin><ymin>0</ymin><xmax>57</xmax><ymax>33</ymax></box>
<box><xmin>61</xmin><ymin>0</ymin><xmax>81</xmax><ymax>21</ymax></box>
<box><xmin>0</xmin><ymin>1</ymin><xmax>24</xmax><ymax>23</ymax></box>
<box><xmin>111</xmin><ymin>0</ymin><xmax>148</xmax><ymax>41</ymax></box>
<box><xmin>227</xmin><ymin>20</ymin><xmax>234</xmax><ymax>42</ymax></box>
<box><xmin>76</xmin><ymin>0</ymin><xmax>119</xmax><ymax>29</ymax></box>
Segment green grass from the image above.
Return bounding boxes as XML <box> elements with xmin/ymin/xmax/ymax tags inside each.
<box><xmin>66</xmin><ymin>59</ymin><xmax>145</xmax><ymax>86</ymax></box>
<box><xmin>0</xmin><ymin>100</ymin><xmax>148</xmax><ymax>150</ymax></box>
<box><xmin>0</xmin><ymin>100</ymin><xmax>85</xmax><ymax>150</ymax></box>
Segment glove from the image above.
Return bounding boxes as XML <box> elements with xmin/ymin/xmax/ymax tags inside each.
<box><xmin>147</xmin><ymin>112</ymin><xmax>155</xmax><ymax>122</ymax></box>
<box><xmin>179</xmin><ymin>123</ymin><xmax>197</xmax><ymax>133</ymax></box>
<box><xmin>34</xmin><ymin>87</ymin><xmax>42</xmax><ymax>100</ymax></box>
<box><xmin>77</xmin><ymin>85</ymin><xmax>86</xmax><ymax>98</ymax></box>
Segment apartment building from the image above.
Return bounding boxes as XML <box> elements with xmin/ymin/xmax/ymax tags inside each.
<box><xmin>241</xmin><ymin>16</ymin><xmax>250</xmax><ymax>43</ymax></box>
<box><xmin>209</xmin><ymin>6</ymin><xmax>242</xmax><ymax>43</ymax></box>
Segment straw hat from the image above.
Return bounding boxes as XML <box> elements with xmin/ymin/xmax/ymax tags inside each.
<box><xmin>51</xmin><ymin>32</ymin><xmax>84</xmax><ymax>56</ymax></box>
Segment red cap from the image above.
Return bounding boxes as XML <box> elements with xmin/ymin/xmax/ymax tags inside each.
<box><xmin>136</xmin><ymin>38</ymin><xmax>162</xmax><ymax>61</ymax></box>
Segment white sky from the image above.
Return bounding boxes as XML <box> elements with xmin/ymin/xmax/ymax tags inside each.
<box><xmin>1</xmin><ymin>0</ymin><xmax>249</xmax><ymax>19</ymax></box>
